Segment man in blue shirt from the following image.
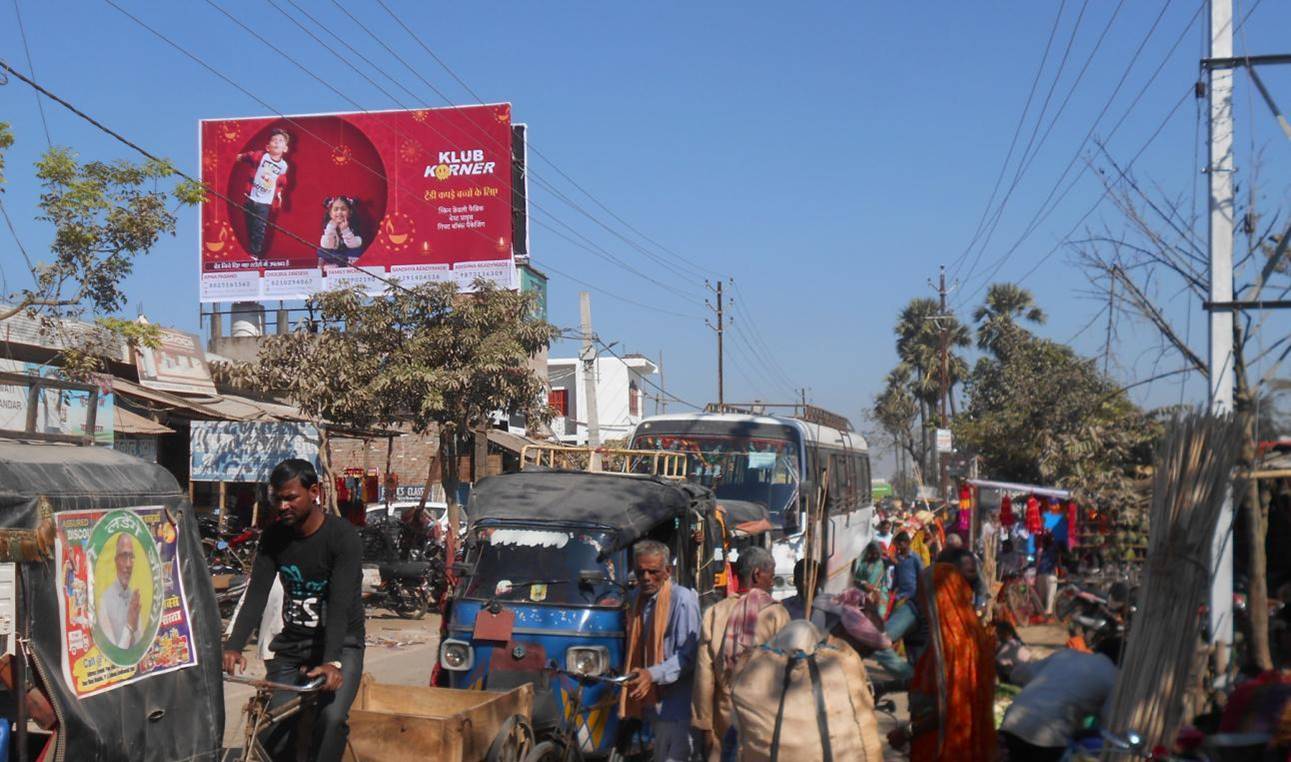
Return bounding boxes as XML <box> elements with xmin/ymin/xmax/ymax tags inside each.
<box><xmin>621</xmin><ymin>540</ymin><xmax>700</xmax><ymax>762</ymax></box>
<box><xmin>885</xmin><ymin>531</ymin><xmax>925</xmax><ymax>649</ymax></box>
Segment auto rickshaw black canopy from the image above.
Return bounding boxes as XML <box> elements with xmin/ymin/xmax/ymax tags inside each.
<box><xmin>467</xmin><ymin>470</ymin><xmax>712</xmax><ymax>553</ymax></box>
<box><xmin>0</xmin><ymin>441</ymin><xmax>224</xmax><ymax>762</ymax></box>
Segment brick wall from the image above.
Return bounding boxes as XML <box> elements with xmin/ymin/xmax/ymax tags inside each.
<box><xmin>329</xmin><ymin>426</ymin><xmax>440</xmax><ymax>486</ymax></box>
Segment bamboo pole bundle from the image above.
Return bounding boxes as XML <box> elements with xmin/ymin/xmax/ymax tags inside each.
<box><xmin>1102</xmin><ymin>411</ymin><xmax>1242</xmax><ymax>755</ymax></box>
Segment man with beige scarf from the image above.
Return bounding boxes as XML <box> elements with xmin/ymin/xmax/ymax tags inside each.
<box><xmin>620</xmin><ymin>540</ymin><xmax>701</xmax><ymax>762</ymax></box>
<box><xmin>693</xmin><ymin>547</ymin><xmax>790</xmax><ymax>762</ymax></box>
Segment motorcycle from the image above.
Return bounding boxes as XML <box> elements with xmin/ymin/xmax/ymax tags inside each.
<box><xmin>360</xmin><ymin>515</ymin><xmax>445</xmax><ymax>619</ymax></box>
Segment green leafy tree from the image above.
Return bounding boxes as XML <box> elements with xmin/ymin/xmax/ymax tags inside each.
<box><xmin>238</xmin><ymin>281</ymin><xmax>557</xmax><ymax>533</ymax></box>
<box><xmin>955</xmin><ymin>334</ymin><xmax>1157</xmax><ymax>506</ymax></box>
<box><xmin>0</xmin><ymin>122</ymin><xmax>204</xmax><ymax>376</ymax></box>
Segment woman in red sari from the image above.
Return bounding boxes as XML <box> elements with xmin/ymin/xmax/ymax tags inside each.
<box><xmin>908</xmin><ymin>549</ymin><xmax>997</xmax><ymax>762</ymax></box>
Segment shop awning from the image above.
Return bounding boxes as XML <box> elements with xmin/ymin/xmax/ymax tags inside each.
<box><xmin>112</xmin><ymin>377</ymin><xmax>228</xmax><ymax>419</ymax></box>
<box><xmin>966</xmin><ymin>478</ymin><xmax>1072</xmax><ymax>500</ymax></box>
<box><xmin>113</xmin><ymin>406</ymin><xmax>174</xmax><ymax>435</ymax></box>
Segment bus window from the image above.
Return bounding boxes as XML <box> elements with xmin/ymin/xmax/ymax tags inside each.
<box><xmin>856</xmin><ymin>454</ymin><xmax>871</xmax><ymax>504</ymax></box>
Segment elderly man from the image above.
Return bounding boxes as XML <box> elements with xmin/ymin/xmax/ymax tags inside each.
<box><xmin>693</xmin><ymin>547</ymin><xmax>789</xmax><ymax>761</ymax></box>
<box><xmin>621</xmin><ymin>540</ymin><xmax>700</xmax><ymax>762</ymax></box>
<box><xmin>98</xmin><ymin>534</ymin><xmax>143</xmax><ymax>649</ymax></box>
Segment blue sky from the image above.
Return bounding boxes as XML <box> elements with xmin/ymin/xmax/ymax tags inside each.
<box><xmin>2</xmin><ymin>1</ymin><xmax>1289</xmax><ymax>471</ymax></box>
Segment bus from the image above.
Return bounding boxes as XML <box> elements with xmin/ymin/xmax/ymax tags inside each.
<box><xmin>628</xmin><ymin>403</ymin><xmax>873</xmax><ymax>599</ymax></box>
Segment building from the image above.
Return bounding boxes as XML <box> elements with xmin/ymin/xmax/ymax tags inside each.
<box><xmin>546</xmin><ymin>354</ymin><xmax>658</xmax><ymax>445</ymax></box>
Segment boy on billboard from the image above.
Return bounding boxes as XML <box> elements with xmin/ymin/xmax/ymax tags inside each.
<box><xmin>237</xmin><ymin>128</ymin><xmax>291</xmax><ymax>257</ymax></box>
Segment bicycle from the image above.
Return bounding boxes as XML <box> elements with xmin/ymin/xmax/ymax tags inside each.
<box><xmin>223</xmin><ymin>672</ymin><xmax>326</xmax><ymax>762</ymax></box>
<box><xmin>525</xmin><ymin>666</ymin><xmax>632</xmax><ymax>762</ymax></box>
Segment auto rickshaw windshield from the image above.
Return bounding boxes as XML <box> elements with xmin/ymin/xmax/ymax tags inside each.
<box><xmin>462</xmin><ymin>526</ymin><xmax>624</xmax><ymax>607</ymax></box>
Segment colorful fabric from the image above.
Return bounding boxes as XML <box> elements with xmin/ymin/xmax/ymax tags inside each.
<box><xmin>911</xmin><ymin>564</ymin><xmax>997</xmax><ymax>762</ymax></box>
<box><xmin>1066</xmin><ymin>501</ymin><xmax>1079</xmax><ymax>551</ymax></box>
<box><xmin>621</xmin><ymin>579</ymin><xmax>672</xmax><ymax>718</ymax></box>
<box><xmin>999</xmin><ymin>495</ymin><xmax>1014</xmax><ymax>528</ymax></box>
<box><xmin>1024</xmin><ymin>496</ymin><xmax>1042</xmax><ymax>535</ymax></box>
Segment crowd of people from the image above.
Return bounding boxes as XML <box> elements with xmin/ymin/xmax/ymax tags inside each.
<box><xmin>218</xmin><ymin>467</ymin><xmax>1128</xmax><ymax>761</ymax></box>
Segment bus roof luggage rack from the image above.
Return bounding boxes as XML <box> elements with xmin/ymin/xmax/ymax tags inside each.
<box><xmin>520</xmin><ymin>444</ymin><xmax>689</xmax><ymax>479</ymax></box>
<box><xmin>703</xmin><ymin>402</ymin><xmax>853</xmax><ymax>432</ymax></box>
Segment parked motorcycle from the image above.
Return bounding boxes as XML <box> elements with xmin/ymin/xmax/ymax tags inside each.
<box><xmin>359</xmin><ymin>514</ymin><xmax>446</xmax><ymax>619</ymax></box>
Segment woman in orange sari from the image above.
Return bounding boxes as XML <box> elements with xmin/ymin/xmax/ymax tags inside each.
<box><xmin>908</xmin><ymin>549</ymin><xmax>997</xmax><ymax>762</ymax></box>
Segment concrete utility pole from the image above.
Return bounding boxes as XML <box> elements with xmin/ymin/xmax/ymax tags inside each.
<box><xmin>656</xmin><ymin>351</ymin><xmax>666</xmax><ymax>415</ymax></box>
<box><xmin>579</xmin><ymin>292</ymin><xmax>602</xmax><ymax>469</ymax></box>
<box><xmin>705</xmin><ymin>279</ymin><xmax>730</xmax><ymax>408</ymax></box>
<box><xmin>1207</xmin><ymin>0</ymin><xmax>1236</xmax><ymax>671</ymax></box>
<box><xmin>929</xmin><ymin>264</ymin><xmax>955</xmax><ymax>502</ymax></box>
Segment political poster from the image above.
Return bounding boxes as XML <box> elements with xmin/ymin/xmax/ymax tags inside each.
<box><xmin>189</xmin><ymin>420</ymin><xmax>320</xmax><ymax>482</ymax></box>
<box><xmin>55</xmin><ymin>506</ymin><xmax>197</xmax><ymax>698</ymax></box>
<box><xmin>199</xmin><ymin>104</ymin><xmax>517</xmax><ymax>303</ymax></box>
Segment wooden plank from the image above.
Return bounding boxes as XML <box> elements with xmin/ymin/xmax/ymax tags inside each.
<box><xmin>345</xmin><ymin>710</ymin><xmax>465</xmax><ymax>762</ymax></box>
<box><xmin>348</xmin><ymin>680</ymin><xmax>533</xmax><ymax>761</ymax></box>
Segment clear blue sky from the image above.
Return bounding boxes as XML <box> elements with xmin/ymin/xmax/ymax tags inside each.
<box><xmin>3</xmin><ymin>1</ymin><xmax>1289</xmax><ymax>472</ymax></box>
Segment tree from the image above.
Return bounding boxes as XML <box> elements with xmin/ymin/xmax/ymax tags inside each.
<box><xmin>242</xmin><ymin>281</ymin><xmax>557</xmax><ymax>538</ymax></box>
<box><xmin>972</xmin><ymin>282</ymin><xmax>1046</xmax><ymax>357</ymax></box>
<box><xmin>955</xmin><ymin>333</ymin><xmax>1157</xmax><ymax>507</ymax></box>
<box><xmin>877</xmin><ymin>297</ymin><xmax>970</xmax><ymax>482</ymax></box>
<box><xmin>0</xmin><ymin>122</ymin><xmax>204</xmax><ymax>376</ymax></box>
<box><xmin>1073</xmin><ymin>144</ymin><xmax>1291</xmax><ymax>670</ymax></box>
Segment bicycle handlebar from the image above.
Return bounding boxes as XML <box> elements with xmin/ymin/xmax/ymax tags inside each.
<box><xmin>223</xmin><ymin>674</ymin><xmax>328</xmax><ymax>693</ymax></box>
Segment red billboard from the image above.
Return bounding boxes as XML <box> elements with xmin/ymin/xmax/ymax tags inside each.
<box><xmin>199</xmin><ymin>104</ymin><xmax>515</xmax><ymax>302</ymax></box>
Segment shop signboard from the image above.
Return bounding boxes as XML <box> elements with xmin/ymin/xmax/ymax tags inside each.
<box><xmin>199</xmin><ymin>104</ymin><xmax>516</xmax><ymax>303</ymax></box>
<box><xmin>189</xmin><ymin>421</ymin><xmax>319</xmax><ymax>482</ymax></box>
<box><xmin>55</xmin><ymin>506</ymin><xmax>198</xmax><ymax>698</ymax></box>
<box><xmin>0</xmin><ymin>360</ymin><xmax>114</xmax><ymax>445</ymax></box>
<box><xmin>134</xmin><ymin>328</ymin><xmax>217</xmax><ymax>396</ymax></box>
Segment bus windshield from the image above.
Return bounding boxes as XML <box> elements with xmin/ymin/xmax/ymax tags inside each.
<box><xmin>631</xmin><ymin>434</ymin><xmax>800</xmax><ymax>530</ymax></box>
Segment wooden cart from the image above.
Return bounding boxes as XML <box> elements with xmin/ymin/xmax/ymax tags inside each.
<box><xmin>342</xmin><ymin>676</ymin><xmax>535</xmax><ymax>762</ymax></box>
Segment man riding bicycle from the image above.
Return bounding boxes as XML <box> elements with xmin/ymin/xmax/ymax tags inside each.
<box><xmin>224</xmin><ymin>458</ymin><xmax>365</xmax><ymax>762</ymax></box>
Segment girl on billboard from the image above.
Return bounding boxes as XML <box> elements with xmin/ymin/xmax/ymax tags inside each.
<box><xmin>317</xmin><ymin>196</ymin><xmax>364</xmax><ymax>265</ymax></box>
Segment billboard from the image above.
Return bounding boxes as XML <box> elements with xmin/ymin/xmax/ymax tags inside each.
<box><xmin>0</xmin><ymin>361</ymin><xmax>114</xmax><ymax>445</ymax></box>
<box><xmin>199</xmin><ymin>104</ymin><xmax>516</xmax><ymax>303</ymax></box>
<box><xmin>134</xmin><ymin>328</ymin><xmax>217</xmax><ymax>396</ymax></box>
<box><xmin>189</xmin><ymin>421</ymin><xmax>320</xmax><ymax>482</ymax></box>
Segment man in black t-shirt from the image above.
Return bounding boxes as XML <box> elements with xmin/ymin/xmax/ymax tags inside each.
<box><xmin>224</xmin><ymin>458</ymin><xmax>364</xmax><ymax>762</ymax></box>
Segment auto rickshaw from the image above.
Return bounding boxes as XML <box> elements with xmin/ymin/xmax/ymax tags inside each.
<box><xmin>0</xmin><ymin>440</ymin><xmax>226</xmax><ymax>761</ymax></box>
<box><xmin>440</xmin><ymin>449</ymin><xmax>721</xmax><ymax>760</ymax></box>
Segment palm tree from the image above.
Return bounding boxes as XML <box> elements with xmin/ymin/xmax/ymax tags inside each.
<box><xmin>973</xmin><ymin>282</ymin><xmax>1046</xmax><ymax>356</ymax></box>
<box><xmin>892</xmin><ymin>297</ymin><xmax>971</xmax><ymax>472</ymax></box>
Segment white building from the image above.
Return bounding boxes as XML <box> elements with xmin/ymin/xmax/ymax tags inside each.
<box><xmin>547</xmin><ymin>354</ymin><xmax>658</xmax><ymax>445</ymax></box>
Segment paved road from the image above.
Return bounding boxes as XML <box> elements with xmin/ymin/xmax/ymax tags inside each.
<box><xmin>221</xmin><ymin>610</ymin><xmax>443</xmax><ymax>748</ymax></box>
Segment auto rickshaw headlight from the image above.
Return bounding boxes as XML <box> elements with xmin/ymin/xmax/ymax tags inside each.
<box><xmin>440</xmin><ymin>639</ymin><xmax>474</xmax><ymax>671</ymax></box>
<box><xmin>567</xmin><ymin>646</ymin><xmax>609</xmax><ymax>677</ymax></box>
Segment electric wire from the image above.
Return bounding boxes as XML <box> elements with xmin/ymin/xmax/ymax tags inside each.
<box><xmin>367</xmin><ymin>0</ymin><xmax>721</xmax><ymax>283</ymax></box>
<box><xmin>105</xmin><ymin>0</ymin><xmax>703</xmax><ymax>314</ymax></box>
<box><xmin>952</xmin><ymin>0</ymin><xmax>1094</xmax><ymax>286</ymax></box>
<box><xmin>948</xmin><ymin>0</ymin><xmax>1069</xmax><ymax>276</ymax></box>
<box><xmin>593</xmin><ymin>336</ymin><xmax>699</xmax><ymax>410</ymax></box>
<box><xmin>955</xmin><ymin>0</ymin><xmax>1177</xmax><ymax>297</ymax></box>
<box><xmin>953</xmin><ymin>2</ymin><xmax>1213</xmax><ymax>309</ymax></box>
<box><xmin>11</xmin><ymin>0</ymin><xmax>50</xmax><ymax>148</ymax></box>
<box><xmin>205</xmin><ymin>0</ymin><xmax>703</xmax><ymax>305</ymax></box>
<box><xmin>314</xmin><ymin>0</ymin><xmax>710</xmax><ymax>289</ymax></box>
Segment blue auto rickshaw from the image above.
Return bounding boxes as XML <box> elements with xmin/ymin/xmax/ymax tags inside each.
<box><xmin>440</xmin><ymin>469</ymin><xmax>718</xmax><ymax>759</ymax></box>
